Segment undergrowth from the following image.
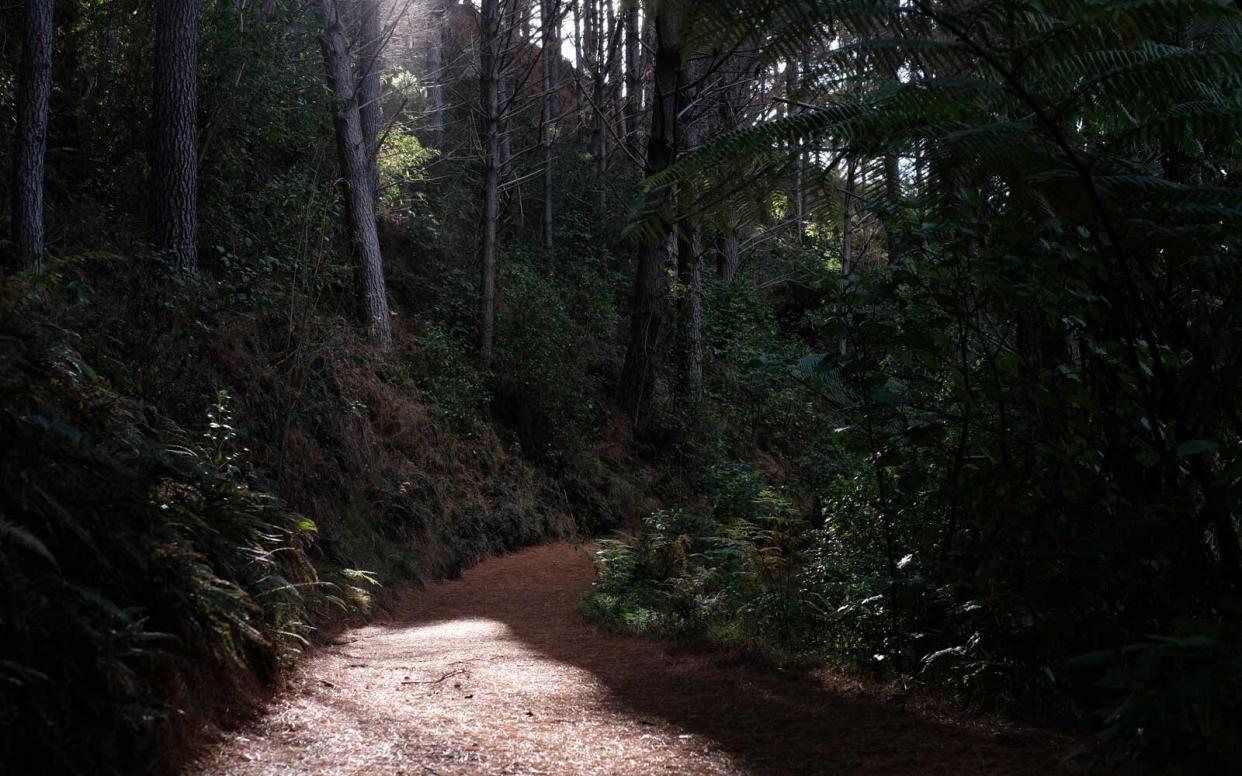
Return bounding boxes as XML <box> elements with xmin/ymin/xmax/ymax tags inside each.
<box><xmin>0</xmin><ymin>304</ymin><xmax>339</xmax><ymax>771</ymax></box>
<box><xmin>0</xmin><ymin>246</ymin><xmax>597</xmax><ymax>773</ymax></box>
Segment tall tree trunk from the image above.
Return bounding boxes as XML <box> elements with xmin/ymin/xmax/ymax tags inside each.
<box><xmin>622</xmin><ymin>0</ymin><xmax>641</xmax><ymax>165</ymax></box>
<box><xmin>11</xmin><ymin>0</ymin><xmax>53</xmax><ymax>273</ymax></box>
<box><xmin>593</xmin><ymin>0</ymin><xmax>609</xmax><ymax>216</ymax></box>
<box><xmin>883</xmin><ymin>152</ymin><xmax>906</xmax><ymax>265</ymax></box>
<box><xmin>717</xmin><ymin>220</ymin><xmax>740</xmax><ymax>282</ymax></box>
<box><xmin>677</xmin><ymin>219</ymin><xmax>702</xmax><ymax>400</ymax></box>
<box><xmin>541</xmin><ymin>0</ymin><xmax>559</xmax><ymax>251</ymax></box>
<box><xmin>618</xmin><ymin>6</ymin><xmax>679</xmax><ymax>421</ymax></box>
<box><xmin>676</xmin><ymin>57</ymin><xmax>702</xmax><ymax>400</ymax></box>
<box><xmin>425</xmin><ymin>0</ymin><xmax>445</xmax><ymax>139</ymax></box>
<box><xmin>154</xmin><ymin>0</ymin><xmax>200</xmax><ymax>273</ymax></box>
<box><xmin>640</xmin><ymin>12</ymin><xmax>653</xmax><ymax>127</ymax></box>
<box><xmin>357</xmin><ymin>0</ymin><xmax>383</xmax><ymax>198</ymax></box>
<box><xmin>572</xmin><ymin>0</ymin><xmax>583</xmax><ymax>110</ymax></box>
<box><xmin>478</xmin><ymin>0</ymin><xmax>501</xmax><ymax>368</ymax></box>
<box><xmin>786</xmin><ymin>57</ymin><xmax>806</xmax><ymax>244</ymax></box>
<box><xmin>319</xmin><ymin>0</ymin><xmax>393</xmax><ymax>346</ymax></box>
<box><xmin>839</xmin><ymin>158</ymin><xmax>856</xmax><ymax>355</ymax></box>
<box><xmin>498</xmin><ymin>73</ymin><xmax>513</xmax><ymax>184</ymax></box>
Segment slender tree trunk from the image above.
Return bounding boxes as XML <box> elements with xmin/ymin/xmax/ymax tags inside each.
<box><xmin>498</xmin><ymin>73</ymin><xmax>513</xmax><ymax>184</ymax></box>
<box><xmin>640</xmin><ymin>12</ymin><xmax>653</xmax><ymax>125</ymax></box>
<box><xmin>425</xmin><ymin>0</ymin><xmax>445</xmax><ymax>139</ymax></box>
<box><xmin>357</xmin><ymin>0</ymin><xmax>383</xmax><ymax>198</ymax></box>
<box><xmin>572</xmin><ymin>0</ymin><xmax>583</xmax><ymax>111</ymax></box>
<box><xmin>883</xmin><ymin>152</ymin><xmax>906</xmax><ymax>265</ymax></box>
<box><xmin>842</xmin><ymin>159</ymin><xmax>856</xmax><ymax>276</ymax></box>
<box><xmin>718</xmin><ymin>219</ymin><xmax>740</xmax><ymax>282</ymax></box>
<box><xmin>676</xmin><ymin>57</ymin><xmax>702</xmax><ymax>400</ymax></box>
<box><xmin>154</xmin><ymin>0</ymin><xmax>200</xmax><ymax>273</ymax></box>
<box><xmin>623</xmin><ymin>0</ymin><xmax>641</xmax><ymax>165</ymax></box>
<box><xmin>618</xmin><ymin>6</ymin><xmax>679</xmax><ymax>421</ymax></box>
<box><xmin>541</xmin><ymin>0</ymin><xmax>559</xmax><ymax>251</ymax></box>
<box><xmin>786</xmin><ymin>57</ymin><xmax>806</xmax><ymax>244</ymax></box>
<box><xmin>596</xmin><ymin>0</ymin><xmax>620</xmax><ymax>216</ymax></box>
<box><xmin>12</xmin><ymin>0</ymin><xmax>53</xmax><ymax>272</ymax></box>
<box><xmin>584</xmin><ymin>0</ymin><xmax>607</xmax><ymax>216</ymax></box>
<box><xmin>319</xmin><ymin>0</ymin><xmax>393</xmax><ymax>346</ymax></box>
<box><xmin>584</xmin><ymin>0</ymin><xmax>597</xmax><ymax>118</ymax></box>
<box><xmin>478</xmin><ymin>0</ymin><xmax>501</xmax><ymax>368</ymax></box>
<box><xmin>677</xmin><ymin>219</ymin><xmax>702</xmax><ymax>399</ymax></box>
<box><xmin>839</xmin><ymin>158</ymin><xmax>856</xmax><ymax>356</ymax></box>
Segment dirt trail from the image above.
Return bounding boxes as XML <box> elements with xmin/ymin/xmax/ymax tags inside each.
<box><xmin>193</xmin><ymin>543</ymin><xmax>1073</xmax><ymax>775</ymax></box>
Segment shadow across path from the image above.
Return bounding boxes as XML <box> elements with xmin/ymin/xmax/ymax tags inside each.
<box><xmin>195</xmin><ymin>543</ymin><xmax>1075</xmax><ymax>775</ymax></box>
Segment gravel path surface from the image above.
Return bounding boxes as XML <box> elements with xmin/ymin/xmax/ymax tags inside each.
<box><xmin>192</xmin><ymin>543</ymin><xmax>1073</xmax><ymax>775</ymax></box>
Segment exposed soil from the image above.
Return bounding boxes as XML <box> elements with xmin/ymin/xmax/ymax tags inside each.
<box><xmin>192</xmin><ymin>543</ymin><xmax>1076</xmax><ymax>775</ymax></box>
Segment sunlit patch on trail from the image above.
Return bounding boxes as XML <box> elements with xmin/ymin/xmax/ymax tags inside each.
<box><xmin>395</xmin><ymin>617</ymin><xmax>513</xmax><ymax>641</ymax></box>
<box><xmin>193</xmin><ymin>544</ymin><xmax>1067</xmax><ymax>776</ymax></box>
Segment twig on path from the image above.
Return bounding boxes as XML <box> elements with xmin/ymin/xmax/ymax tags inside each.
<box><xmin>401</xmin><ymin>668</ymin><xmax>467</xmax><ymax>686</ymax></box>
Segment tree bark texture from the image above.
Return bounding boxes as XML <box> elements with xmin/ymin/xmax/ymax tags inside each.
<box><xmin>357</xmin><ymin>0</ymin><xmax>384</xmax><ymax>197</ymax></box>
<box><xmin>425</xmin><ymin>0</ymin><xmax>445</xmax><ymax>138</ymax></box>
<box><xmin>12</xmin><ymin>0</ymin><xmax>53</xmax><ymax>272</ymax></box>
<box><xmin>839</xmin><ymin>158</ymin><xmax>856</xmax><ymax>355</ymax></box>
<box><xmin>154</xmin><ymin>0</ymin><xmax>200</xmax><ymax>273</ymax></box>
<box><xmin>786</xmin><ymin>57</ymin><xmax>806</xmax><ymax>244</ymax></box>
<box><xmin>676</xmin><ymin>55</ymin><xmax>703</xmax><ymax>400</ymax></box>
<box><xmin>541</xmin><ymin>0</ymin><xmax>559</xmax><ymax>251</ymax></box>
<box><xmin>717</xmin><ymin>223</ymin><xmax>740</xmax><ymax>282</ymax></box>
<box><xmin>319</xmin><ymin>0</ymin><xmax>393</xmax><ymax>346</ymax></box>
<box><xmin>623</xmin><ymin>0</ymin><xmax>641</xmax><ymax>164</ymax></box>
<box><xmin>677</xmin><ymin>222</ymin><xmax>703</xmax><ymax>400</ymax></box>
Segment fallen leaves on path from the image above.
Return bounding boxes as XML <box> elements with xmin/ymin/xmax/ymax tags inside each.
<box><xmin>192</xmin><ymin>543</ymin><xmax>1073</xmax><ymax>775</ymax></box>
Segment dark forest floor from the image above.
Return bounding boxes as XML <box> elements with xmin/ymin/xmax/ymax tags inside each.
<box><xmin>191</xmin><ymin>543</ymin><xmax>1077</xmax><ymax>775</ymax></box>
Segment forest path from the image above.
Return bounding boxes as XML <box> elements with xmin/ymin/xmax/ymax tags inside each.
<box><xmin>193</xmin><ymin>543</ymin><xmax>1071</xmax><ymax>775</ymax></box>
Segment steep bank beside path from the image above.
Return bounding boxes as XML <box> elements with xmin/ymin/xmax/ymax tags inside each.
<box><xmin>193</xmin><ymin>543</ymin><xmax>1073</xmax><ymax>775</ymax></box>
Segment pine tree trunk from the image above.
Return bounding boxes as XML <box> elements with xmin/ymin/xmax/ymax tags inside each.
<box><xmin>623</xmin><ymin>0</ymin><xmax>641</xmax><ymax>165</ymax></box>
<box><xmin>498</xmin><ymin>74</ymin><xmax>513</xmax><ymax>184</ymax></box>
<box><xmin>619</xmin><ymin>6</ymin><xmax>679</xmax><ymax>421</ymax></box>
<box><xmin>839</xmin><ymin>158</ymin><xmax>856</xmax><ymax>355</ymax></box>
<box><xmin>677</xmin><ymin>221</ymin><xmax>702</xmax><ymax>400</ymax></box>
<box><xmin>676</xmin><ymin>56</ymin><xmax>702</xmax><ymax>400</ymax></box>
<box><xmin>718</xmin><ymin>223</ymin><xmax>740</xmax><ymax>282</ymax></box>
<box><xmin>425</xmin><ymin>0</ymin><xmax>445</xmax><ymax>139</ymax></box>
<box><xmin>589</xmin><ymin>0</ymin><xmax>607</xmax><ymax>217</ymax></box>
<box><xmin>478</xmin><ymin>0</ymin><xmax>501</xmax><ymax>368</ymax></box>
<box><xmin>572</xmin><ymin>0</ymin><xmax>583</xmax><ymax>111</ymax></box>
<box><xmin>154</xmin><ymin>0</ymin><xmax>200</xmax><ymax>273</ymax></box>
<box><xmin>883</xmin><ymin>152</ymin><xmax>906</xmax><ymax>265</ymax></box>
<box><xmin>12</xmin><ymin>0</ymin><xmax>53</xmax><ymax>272</ymax></box>
<box><xmin>786</xmin><ymin>57</ymin><xmax>806</xmax><ymax>244</ymax></box>
<box><xmin>319</xmin><ymin>0</ymin><xmax>392</xmax><ymax>346</ymax></box>
<box><xmin>541</xmin><ymin>0</ymin><xmax>559</xmax><ymax>251</ymax></box>
<box><xmin>357</xmin><ymin>0</ymin><xmax>383</xmax><ymax>198</ymax></box>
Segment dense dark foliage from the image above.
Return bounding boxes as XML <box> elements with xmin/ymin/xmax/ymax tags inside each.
<box><xmin>587</xmin><ymin>0</ymin><xmax>1242</xmax><ymax>771</ymax></box>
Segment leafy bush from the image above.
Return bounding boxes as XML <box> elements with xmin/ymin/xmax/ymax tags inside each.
<box><xmin>584</xmin><ymin>465</ymin><xmax>822</xmax><ymax>653</ymax></box>
<box><xmin>410</xmin><ymin>323</ymin><xmax>488</xmax><ymax>429</ymax></box>
<box><xmin>493</xmin><ymin>253</ymin><xmax>616</xmax><ymax>466</ymax></box>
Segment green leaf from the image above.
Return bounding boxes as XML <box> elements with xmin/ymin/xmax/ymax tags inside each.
<box><xmin>1176</xmin><ymin>439</ymin><xmax>1218</xmax><ymax>457</ymax></box>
